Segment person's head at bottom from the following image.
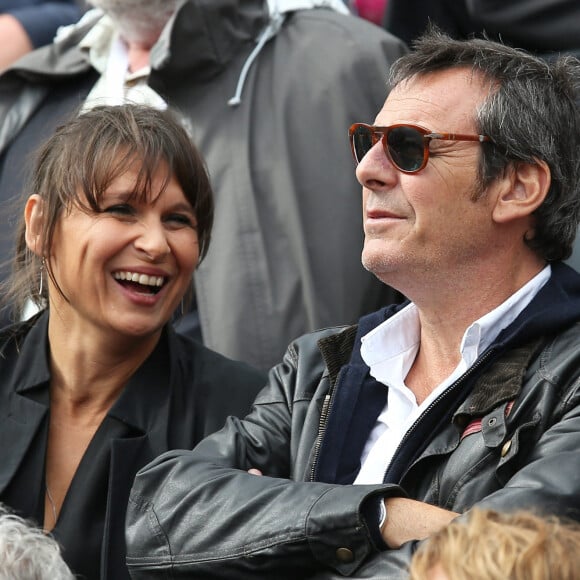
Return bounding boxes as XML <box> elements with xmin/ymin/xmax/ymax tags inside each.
<box><xmin>0</xmin><ymin>503</ymin><xmax>74</xmax><ymax>580</ymax></box>
<box><xmin>408</xmin><ymin>508</ymin><xmax>580</xmax><ymax>580</ymax></box>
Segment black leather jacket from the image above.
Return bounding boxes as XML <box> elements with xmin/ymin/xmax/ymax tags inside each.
<box><xmin>127</xmin><ymin>263</ymin><xmax>580</xmax><ymax>579</ymax></box>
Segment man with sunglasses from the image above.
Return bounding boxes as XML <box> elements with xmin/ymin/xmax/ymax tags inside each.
<box><xmin>126</xmin><ymin>29</ymin><xmax>580</xmax><ymax>579</ymax></box>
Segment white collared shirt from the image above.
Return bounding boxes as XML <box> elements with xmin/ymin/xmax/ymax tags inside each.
<box><xmin>354</xmin><ymin>265</ymin><xmax>551</xmax><ymax>484</ymax></box>
<box><xmin>79</xmin><ymin>14</ymin><xmax>167</xmax><ymax>111</ymax></box>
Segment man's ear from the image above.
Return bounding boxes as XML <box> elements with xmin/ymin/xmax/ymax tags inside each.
<box><xmin>24</xmin><ymin>194</ymin><xmax>45</xmax><ymax>256</ymax></box>
<box><xmin>492</xmin><ymin>159</ymin><xmax>551</xmax><ymax>224</ymax></box>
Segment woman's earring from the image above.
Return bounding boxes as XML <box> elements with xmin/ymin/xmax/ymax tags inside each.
<box><xmin>39</xmin><ymin>257</ymin><xmax>45</xmax><ymax>297</ymax></box>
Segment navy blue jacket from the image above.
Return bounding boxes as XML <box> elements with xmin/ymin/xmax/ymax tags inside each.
<box><xmin>1</xmin><ymin>1</ymin><xmax>82</xmax><ymax>48</ymax></box>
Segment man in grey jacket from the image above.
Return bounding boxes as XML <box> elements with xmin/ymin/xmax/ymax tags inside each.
<box><xmin>0</xmin><ymin>0</ymin><xmax>407</xmax><ymax>370</ymax></box>
<box><xmin>126</xmin><ymin>29</ymin><xmax>580</xmax><ymax>578</ymax></box>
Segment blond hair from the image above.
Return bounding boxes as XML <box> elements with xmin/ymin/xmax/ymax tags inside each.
<box><xmin>408</xmin><ymin>509</ymin><xmax>580</xmax><ymax>580</ymax></box>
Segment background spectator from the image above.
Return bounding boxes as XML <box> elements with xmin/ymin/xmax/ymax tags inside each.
<box><xmin>382</xmin><ymin>0</ymin><xmax>472</xmax><ymax>47</ymax></box>
<box><xmin>383</xmin><ymin>0</ymin><xmax>580</xmax><ymax>58</ymax></box>
<box><xmin>465</xmin><ymin>0</ymin><xmax>580</xmax><ymax>57</ymax></box>
<box><xmin>0</xmin><ymin>1</ymin><xmax>83</xmax><ymax>70</ymax></box>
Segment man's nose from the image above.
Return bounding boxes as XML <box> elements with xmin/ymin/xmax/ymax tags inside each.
<box><xmin>355</xmin><ymin>140</ymin><xmax>398</xmax><ymax>190</ymax></box>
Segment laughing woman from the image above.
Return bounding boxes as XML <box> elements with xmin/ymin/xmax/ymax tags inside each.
<box><xmin>0</xmin><ymin>104</ymin><xmax>266</xmax><ymax>580</ymax></box>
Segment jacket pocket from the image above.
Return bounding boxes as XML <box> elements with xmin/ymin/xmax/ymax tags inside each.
<box><xmin>494</xmin><ymin>413</ymin><xmax>542</xmax><ymax>486</ymax></box>
<box><xmin>437</xmin><ymin>410</ymin><xmax>541</xmax><ymax>510</ymax></box>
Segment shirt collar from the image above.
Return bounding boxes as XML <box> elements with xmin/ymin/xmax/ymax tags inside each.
<box><xmin>466</xmin><ymin>265</ymin><xmax>551</xmax><ymax>358</ymax></box>
<box><xmin>361</xmin><ymin>265</ymin><xmax>551</xmax><ymax>384</ymax></box>
<box><xmin>360</xmin><ymin>302</ymin><xmax>419</xmax><ymax>375</ymax></box>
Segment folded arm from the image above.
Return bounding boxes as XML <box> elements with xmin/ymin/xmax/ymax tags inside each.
<box><xmin>126</xmin><ymin>346</ymin><xmax>403</xmax><ymax>579</ymax></box>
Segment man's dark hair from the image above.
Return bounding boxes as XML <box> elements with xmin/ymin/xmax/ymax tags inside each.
<box><xmin>389</xmin><ymin>27</ymin><xmax>580</xmax><ymax>262</ymax></box>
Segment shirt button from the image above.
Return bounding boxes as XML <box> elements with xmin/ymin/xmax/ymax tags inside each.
<box><xmin>501</xmin><ymin>440</ymin><xmax>512</xmax><ymax>457</ymax></box>
<box><xmin>336</xmin><ymin>547</ymin><xmax>354</xmax><ymax>563</ymax></box>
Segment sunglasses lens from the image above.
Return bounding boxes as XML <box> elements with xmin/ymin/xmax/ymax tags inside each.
<box><xmin>352</xmin><ymin>125</ymin><xmax>374</xmax><ymax>164</ymax></box>
<box><xmin>387</xmin><ymin>126</ymin><xmax>425</xmax><ymax>172</ymax></box>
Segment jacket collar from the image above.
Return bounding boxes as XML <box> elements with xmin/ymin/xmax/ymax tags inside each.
<box><xmin>318</xmin><ymin>262</ymin><xmax>580</xmax><ymax>415</ymax></box>
<box><xmin>454</xmin><ymin>337</ymin><xmax>545</xmax><ymax>420</ymax></box>
<box><xmin>0</xmin><ymin>314</ymin><xmax>49</xmax><ymax>495</ymax></box>
<box><xmin>317</xmin><ymin>302</ymin><xmax>405</xmax><ymax>387</ymax></box>
<box><xmin>4</xmin><ymin>312</ymin><xmax>51</xmax><ymax>393</ymax></box>
<box><xmin>1</xmin><ymin>310</ymin><xmax>181</xmax><ymax>436</ymax></box>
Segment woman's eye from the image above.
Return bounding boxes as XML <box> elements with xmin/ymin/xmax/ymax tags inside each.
<box><xmin>166</xmin><ymin>214</ymin><xmax>195</xmax><ymax>227</ymax></box>
<box><xmin>103</xmin><ymin>204</ymin><xmax>135</xmax><ymax>216</ymax></box>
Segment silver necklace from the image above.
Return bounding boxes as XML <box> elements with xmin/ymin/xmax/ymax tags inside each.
<box><xmin>45</xmin><ymin>484</ymin><xmax>58</xmax><ymax>527</ymax></box>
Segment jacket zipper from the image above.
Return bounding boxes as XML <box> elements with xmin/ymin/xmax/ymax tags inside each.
<box><xmin>383</xmin><ymin>347</ymin><xmax>498</xmax><ymax>484</ymax></box>
<box><xmin>309</xmin><ymin>382</ymin><xmax>338</xmax><ymax>482</ymax></box>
